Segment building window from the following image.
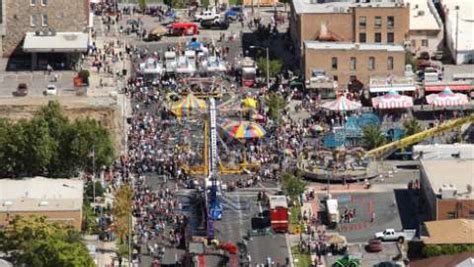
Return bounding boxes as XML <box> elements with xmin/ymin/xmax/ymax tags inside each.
<box><xmin>359</xmin><ymin>16</ymin><xmax>367</xmax><ymax>29</ymax></box>
<box><xmin>333</xmin><ymin>75</ymin><xmax>338</xmax><ymax>81</ymax></box>
<box><xmin>350</xmin><ymin>57</ymin><xmax>357</xmax><ymax>71</ymax></box>
<box><xmin>30</xmin><ymin>15</ymin><xmax>37</xmax><ymax>27</ymax></box>
<box><xmin>470</xmin><ymin>211</ymin><xmax>474</xmax><ymax>219</ymax></box>
<box><xmin>368</xmin><ymin>57</ymin><xmax>375</xmax><ymax>70</ymax></box>
<box><xmin>421</xmin><ymin>39</ymin><xmax>429</xmax><ymax>47</ymax></box>
<box><xmin>359</xmin><ymin>33</ymin><xmax>367</xmax><ymax>43</ymax></box>
<box><xmin>41</xmin><ymin>0</ymin><xmax>48</xmax><ymax>5</ymax></box>
<box><xmin>375</xmin><ymin>16</ymin><xmax>382</xmax><ymax>29</ymax></box>
<box><xmin>30</xmin><ymin>0</ymin><xmax>36</xmax><ymax>6</ymax></box>
<box><xmin>331</xmin><ymin>57</ymin><xmax>338</xmax><ymax>70</ymax></box>
<box><xmin>446</xmin><ymin>212</ymin><xmax>456</xmax><ymax>219</ymax></box>
<box><xmin>387</xmin><ymin>16</ymin><xmax>394</xmax><ymax>29</ymax></box>
<box><xmin>387</xmin><ymin>56</ymin><xmax>394</xmax><ymax>70</ymax></box>
<box><xmin>387</xmin><ymin>32</ymin><xmax>394</xmax><ymax>44</ymax></box>
<box><xmin>375</xmin><ymin>32</ymin><xmax>382</xmax><ymax>43</ymax></box>
<box><xmin>411</xmin><ymin>39</ymin><xmax>416</xmax><ymax>48</ymax></box>
<box><xmin>42</xmin><ymin>14</ymin><xmax>48</xmax><ymax>26</ymax></box>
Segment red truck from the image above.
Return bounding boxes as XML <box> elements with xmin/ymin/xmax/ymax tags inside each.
<box><xmin>268</xmin><ymin>195</ymin><xmax>289</xmax><ymax>233</ymax></box>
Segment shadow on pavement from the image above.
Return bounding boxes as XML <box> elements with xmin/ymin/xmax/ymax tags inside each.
<box><xmin>394</xmin><ymin>189</ymin><xmax>421</xmax><ymax>234</ymax></box>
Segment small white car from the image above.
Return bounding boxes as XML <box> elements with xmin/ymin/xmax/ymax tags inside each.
<box><xmin>45</xmin><ymin>84</ymin><xmax>57</xmax><ymax>96</ymax></box>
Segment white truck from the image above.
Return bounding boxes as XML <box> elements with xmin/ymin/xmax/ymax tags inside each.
<box><xmin>325</xmin><ymin>198</ymin><xmax>340</xmax><ymax>228</ymax></box>
<box><xmin>374</xmin><ymin>228</ymin><xmax>416</xmax><ymax>242</ymax></box>
<box><xmin>194</xmin><ymin>8</ymin><xmax>221</xmax><ymax>22</ymax></box>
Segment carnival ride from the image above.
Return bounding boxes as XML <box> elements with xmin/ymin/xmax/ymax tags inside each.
<box><xmin>169</xmin><ymin>86</ymin><xmax>266</xmax><ymax>241</ymax></box>
<box><xmin>365</xmin><ymin>114</ymin><xmax>474</xmax><ymax>159</ymax></box>
<box><xmin>299</xmin><ymin>114</ymin><xmax>474</xmax><ymax>182</ymax></box>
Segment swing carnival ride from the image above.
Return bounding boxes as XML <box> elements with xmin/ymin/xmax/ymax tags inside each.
<box><xmin>297</xmin><ymin>114</ymin><xmax>474</xmax><ymax>183</ymax></box>
<box><xmin>170</xmin><ymin>89</ymin><xmax>266</xmax><ymax>241</ymax></box>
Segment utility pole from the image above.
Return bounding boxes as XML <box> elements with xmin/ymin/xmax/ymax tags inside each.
<box><xmin>92</xmin><ymin>144</ymin><xmax>96</xmax><ymax>204</ymax></box>
<box><xmin>455</xmin><ymin>5</ymin><xmax>459</xmax><ymax>64</ymax></box>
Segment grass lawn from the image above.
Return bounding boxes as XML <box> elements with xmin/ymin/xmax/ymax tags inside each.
<box><xmin>291</xmin><ymin>245</ymin><xmax>312</xmax><ymax>267</ymax></box>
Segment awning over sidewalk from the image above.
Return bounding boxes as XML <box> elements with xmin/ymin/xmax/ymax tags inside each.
<box><xmin>23</xmin><ymin>32</ymin><xmax>88</xmax><ymax>53</ymax></box>
<box><xmin>369</xmin><ymin>85</ymin><xmax>416</xmax><ymax>93</ymax></box>
<box><xmin>425</xmin><ymin>83</ymin><xmax>472</xmax><ymax>92</ymax></box>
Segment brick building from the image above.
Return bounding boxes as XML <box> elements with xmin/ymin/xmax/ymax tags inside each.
<box><xmin>0</xmin><ymin>177</ymin><xmax>84</xmax><ymax>230</ymax></box>
<box><xmin>0</xmin><ymin>0</ymin><xmax>89</xmax><ymax>69</ymax></box>
<box><xmin>420</xmin><ymin>159</ymin><xmax>474</xmax><ymax>221</ymax></box>
<box><xmin>289</xmin><ymin>0</ymin><xmax>410</xmax><ymax>88</ymax></box>
<box><xmin>304</xmin><ymin>41</ymin><xmax>406</xmax><ymax>87</ymax></box>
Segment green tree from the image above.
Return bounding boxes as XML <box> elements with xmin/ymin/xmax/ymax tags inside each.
<box><xmin>0</xmin><ymin>101</ymin><xmax>115</xmax><ymax>178</ymax></box>
<box><xmin>68</xmin><ymin>117</ymin><xmax>115</xmax><ymax>173</ymax></box>
<box><xmin>0</xmin><ymin>216</ymin><xmax>94</xmax><ymax>267</ymax></box>
<box><xmin>265</xmin><ymin>93</ymin><xmax>287</xmax><ymax>122</ymax></box>
<box><xmin>281</xmin><ymin>172</ymin><xmax>307</xmax><ymax>203</ymax></box>
<box><xmin>85</xmin><ymin>181</ymin><xmax>106</xmax><ymax>201</ymax></box>
<box><xmin>403</xmin><ymin>118</ymin><xmax>422</xmax><ymax>136</ymax></box>
<box><xmin>257</xmin><ymin>57</ymin><xmax>283</xmax><ymax>78</ymax></box>
<box><xmin>362</xmin><ymin>125</ymin><xmax>386</xmax><ymax>150</ymax></box>
<box><xmin>138</xmin><ymin>0</ymin><xmax>147</xmax><ymax>10</ymax></box>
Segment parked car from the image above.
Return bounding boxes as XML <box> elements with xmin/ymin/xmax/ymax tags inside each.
<box><xmin>200</xmin><ymin>18</ymin><xmax>229</xmax><ymax>30</ymax></box>
<box><xmin>225</xmin><ymin>6</ymin><xmax>243</xmax><ymax>21</ymax></box>
<box><xmin>375</xmin><ymin>228</ymin><xmax>416</xmax><ymax>242</ymax></box>
<box><xmin>13</xmin><ymin>83</ymin><xmax>28</xmax><ymax>96</ymax></box>
<box><xmin>45</xmin><ymin>84</ymin><xmax>57</xmax><ymax>96</ymax></box>
<box><xmin>194</xmin><ymin>9</ymin><xmax>220</xmax><ymax>22</ymax></box>
<box><xmin>366</xmin><ymin>238</ymin><xmax>383</xmax><ymax>252</ymax></box>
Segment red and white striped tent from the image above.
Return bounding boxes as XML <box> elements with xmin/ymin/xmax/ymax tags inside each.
<box><xmin>372</xmin><ymin>90</ymin><xmax>414</xmax><ymax>109</ymax></box>
<box><xmin>426</xmin><ymin>87</ymin><xmax>469</xmax><ymax>107</ymax></box>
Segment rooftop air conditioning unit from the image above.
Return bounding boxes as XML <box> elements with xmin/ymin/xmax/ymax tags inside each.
<box><xmin>418</xmin><ymin>10</ymin><xmax>425</xmax><ymax>16</ymax></box>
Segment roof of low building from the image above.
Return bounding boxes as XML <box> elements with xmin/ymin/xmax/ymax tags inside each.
<box><xmin>292</xmin><ymin>0</ymin><xmax>404</xmax><ymax>14</ymax></box>
<box><xmin>420</xmin><ymin>159</ymin><xmax>474</xmax><ymax>199</ymax></box>
<box><xmin>304</xmin><ymin>41</ymin><xmax>405</xmax><ymax>52</ymax></box>
<box><xmin>405</xmin><ymin>0</ymin><xmax>442</xmax><ymax>31</ymax></box>
<box><xmin>424</xmin><ymin>219</ymin><xmax>474</xmax><ymax>245</ymax></box>
<box><xmin>23</xmin><ymin>32</ymin><xmax>89</xmax><ymax>53</ymax></box>
<box><xmin>0</xmin><ymin>177</ymin><xmax>83</xmax><ymax>212</ymax></box>
<box><xmin>414</xmin><ymin>144</ymin><xmax>474</xmax><ymax>160</ymax></box>
<box><xmin>410</xmin><ymin>252</ymin><xmax>474</xmax><ymax>267</ymax></box>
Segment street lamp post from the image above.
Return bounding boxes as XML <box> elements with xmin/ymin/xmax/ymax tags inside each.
<box><xmin>249</xmin><ymin>45</ymin><xmax>270</xmax><ymax>89</ymax></box>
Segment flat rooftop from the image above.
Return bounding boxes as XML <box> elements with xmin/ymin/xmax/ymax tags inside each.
<box><xmin>305</xmin><ymin>41</ymin><xmax>405</xmax><ymax>52</ymax></box>
<box><xmin>405</xmin><ymin>0</ymin><xmax>441</xmax><ymax>31</ymax></box>
<box><xmin>421</xmin><ymin>159</ymin><xmax>474</xmax><ymax>199</ymax></box>
<box><xmin>424</xmin><ymin>219</ymin><xmax>474</xmax><ymax>244</ymax></box>
<box><xmin>443</xmin><ymin>0</ymin><xmax>474</xmax><ymax>51</ymax></box>
<box><xmin>0</xmin><ymin>177</ymin><xmax>83</xmax><ymax>212</ymax></box>
<box><xmin>413</xmin><ymin>144</ymin><xmax>474</xmax><ymax>160</ymax></box>
<box><xmin>292</xmin><ymin>0</ymin><xmax>404</xmax><ymax>14</ymax></box>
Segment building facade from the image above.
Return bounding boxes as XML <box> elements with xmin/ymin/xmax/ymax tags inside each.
<box><xmin>304</xmin><ymin>41</ymin><xmax>406</xmax><ymax>87</ymax></box>
<box><xmin>289</xmin><ymin>0</ymin><xmax>410</xmax><ymax>89</ymax></box>
<box><xmin>405</xmin><ymin>0</ymin><xmax>444</xmax><ymax>57</ymax></box>
<box><xmin>419</xmin><ymin>159</ymin><xmax>474</xmax><ymax>221</ymax></box>
<box><xmin>2</xmin><ymin>0</ymin><xmax>89</xmax><ymax>57</ymax></box>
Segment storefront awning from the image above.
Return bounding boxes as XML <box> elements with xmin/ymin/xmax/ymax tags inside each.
<box><xmin>23</xmin><ymin>32</ymin><xmax>89</xmax><ymax>53</ymax></box>
<box><xmin>425</xmin><ymin>84</ymin><xmax>472</xmax><ymax>92</ymax></box>
<box><xmin>369</xmin><ymin>86</ymin><xmax>416</xmax><ymax>93</ymax></box>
